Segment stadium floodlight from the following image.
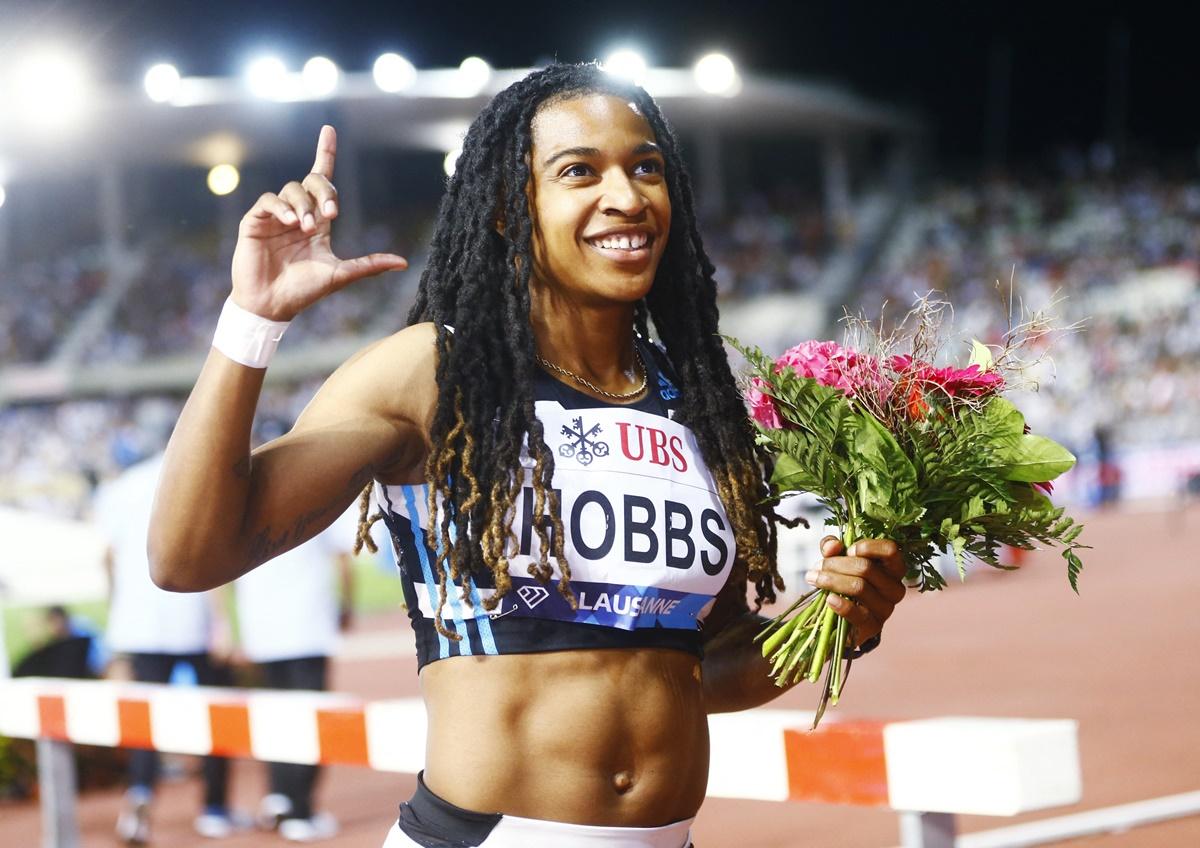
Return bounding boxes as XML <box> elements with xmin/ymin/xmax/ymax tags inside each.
<box><xmin>207</xmin><ymin>164</ymin><xmax>240</xmax><ymax>196</ymax></box>
<box><xmin>443</xmin><ymin>147</ymin><xmax>462</xmax><ymax>177</ymax></box>
<box><xmin>302</xmin><ymin>56</ymin><xmax>340</xmax><ymax>98</ymax></box>
<box><xmin>694</xmin><ymin>52</ymin><xmax>740</xmax><ymax>96</ymax></box>
<box><xmin>454</xmin><ymin>56</ymin><xmax>491</xmax><ymax>97</ymax></box>
<box><xmin>246</xmin><ymin>56</ymin><xmax>288</xmax><ymax>99</ymax></box>
<box><xmin>143</xmin><ymin>63</ymin><xmax>181</xmax><ymax>103</ymax></box>
<box><xmin>11</xmin><ymin>47</ymin><xmax>90</xmax><ymax>131</ymax></box>
<box><xmin>373</xmin><ymin>53</ymin><xmax>417</xmax><ymax>93</ymax></box>
<box><xmin>602</xmin><ymin>48</ymin><xmax>648</xmax><ymax>85</ymax></box>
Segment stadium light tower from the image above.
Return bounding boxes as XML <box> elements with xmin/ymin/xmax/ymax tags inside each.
<box><xmin>302</xmin><ymin>56</ymin><xmax>340</xmax><ymax>98</ymax></box>
<box><xmin>143</xmin><ymin>63</ymin><xmax>182</xmax><ymax>103</ymax></box>
<box><xmin>246</xmin><ymin>56</ymin><xmax>289</xmax><ymax>99</ymax></box>
<box><xmin>11</xmin><ymin>46</ymin><xmax>91</xmax><ymax>131</ymax></box>
<box><xmin>694</xmin><ymin>52</ymin><xmax>740</xmax><ymax>96</ymax></box>
<box><xmin>373</xmin><ymin>53</ymin><xmax>417</xmax><ymax>93</ymax></box>
<box><xmin>454</xmin><ymin>56</ymin><xmax>491</xmax><ymax>97</ymax></box>
<box><xmin>602</xmin><ymin>48</ymin><xmax>648</xmax><ymax>85</ymax></box>
<box><xmin>207</xmin><ymin>164</ymin><xmax>240</xmax><ymax>196</ymax></box>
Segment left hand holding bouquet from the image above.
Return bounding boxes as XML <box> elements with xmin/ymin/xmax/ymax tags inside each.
<box><xmin>811</xmin><ymin>536</ymin><xmax>907</xmax><ymax>651</ymax></box>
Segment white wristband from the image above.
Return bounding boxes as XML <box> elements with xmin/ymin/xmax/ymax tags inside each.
<box><xmin>212</xmin><ymin>297</ymin><xmax>291</xmax><ymax>369</ymax></box>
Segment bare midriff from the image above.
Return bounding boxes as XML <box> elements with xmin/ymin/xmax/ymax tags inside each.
<box><xmin>420</xmin><ymin>647</ymin><xmax>709</xmax><ymax>826</ymax></box>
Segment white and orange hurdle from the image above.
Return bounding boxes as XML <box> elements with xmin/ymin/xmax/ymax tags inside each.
<box><xmin>0</xmin><ymin>677</ymin><xmax>1083</xmax><ymax>848</ymax></box>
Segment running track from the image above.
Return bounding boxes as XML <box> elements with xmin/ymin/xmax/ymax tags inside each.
<box><xmin>2</xmin><ymin>503</ymin><xmax>1197</xmax><ymax>846</ymax></box>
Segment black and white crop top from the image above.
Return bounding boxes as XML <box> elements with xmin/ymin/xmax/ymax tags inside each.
<box><xmin>375</xmin><ymin>339</ymin><xmax>737</xmax><ymax>669</ymax></box>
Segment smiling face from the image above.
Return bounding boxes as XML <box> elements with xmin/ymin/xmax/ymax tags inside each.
<box><xmin>527</xmin><ymin>92</ymin><xmax>671</xmax><ymax>308</ymax></box>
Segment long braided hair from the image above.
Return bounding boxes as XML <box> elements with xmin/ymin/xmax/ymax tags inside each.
<box><xmin>357</xmin><ymin>62</ymin><xmax>784</xmax><ymax>638</ymax></box>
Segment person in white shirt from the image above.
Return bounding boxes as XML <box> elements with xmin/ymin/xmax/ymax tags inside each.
<box><xmin>95</xmin><ymin>452</ymin><xmax>245</xmax><ymax>843</ymax></box>
<box><xmin>234</xmin><ymin>511</ymin><xmax>355</xmax><ymax>842</ymax></box>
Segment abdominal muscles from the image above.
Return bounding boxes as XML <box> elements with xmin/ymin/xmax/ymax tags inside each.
<box><xmin>420</xmin><ymin>647</ymin><xmax>710</xmax><ymax>826</ymax></box>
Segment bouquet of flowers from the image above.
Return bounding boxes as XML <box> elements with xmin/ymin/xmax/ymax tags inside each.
<box><xmin>731</xmin><ymin>298</ymin><xmax>1085</xmax><ymax>726</ymax></box>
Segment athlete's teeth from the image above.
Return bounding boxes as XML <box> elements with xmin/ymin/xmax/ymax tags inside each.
<box><xmin>591</xmin><ymin>234</ymin><xmax>649</xmax><ymax>249</ymax></box>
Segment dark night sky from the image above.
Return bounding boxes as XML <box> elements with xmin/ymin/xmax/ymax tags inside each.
<box><xmin>4</xmin><ymin>0</ymin><xmax>1197</xmax><ymax>165</ymax></box>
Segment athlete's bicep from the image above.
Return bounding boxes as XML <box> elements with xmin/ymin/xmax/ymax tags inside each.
<box><xmin>237</xmin><ymin>323</ymin><xmax>438</xmax><ymax>566</ymax></box>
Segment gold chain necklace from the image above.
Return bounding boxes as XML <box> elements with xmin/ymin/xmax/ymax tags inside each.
<box><xmin>535</xmin><ymin>346</ymin><xmax>648</xmax><ymax>401</ymax></box>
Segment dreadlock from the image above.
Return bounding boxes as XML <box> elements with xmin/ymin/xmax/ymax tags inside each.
<box><xmin>358</xmin><ymin>62</ymin><xmax>784</xmax><ymax>639</ymax></box>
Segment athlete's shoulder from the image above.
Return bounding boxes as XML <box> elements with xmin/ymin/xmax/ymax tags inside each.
<box><xmin>331</xmin><ymin>322</ymin><xmax>437</xmax><ymax>386</ymax></box>
<box><xmin>308</xmin><ymin>322</ymin><xmax>440</xmax><ymax>429</ymax></box>
<box><xmin>344</xmin><ymin>321</ymin><xmax>438</xmax><ymax>371</ymax></box>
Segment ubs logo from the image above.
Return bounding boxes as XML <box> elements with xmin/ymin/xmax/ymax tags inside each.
<box><xmin>558</xmin><ymin>417</ymin><xmax>610</xmax><ymax>466</ymax></box>
<box><xmin>517</xmin><ymin>585</ymin><xmax>550</xmax><ymax>609</ymax></box>
<box><xmin>616</xmin><ymin>422</ymin><xmax>689</xmax><ymax>472</ymax></box>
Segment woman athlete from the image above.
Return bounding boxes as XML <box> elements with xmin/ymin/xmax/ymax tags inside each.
<box><xmin>150</xmin><ymin>63</ymin><xmax>907</xmax><ymax>847</ymax></box>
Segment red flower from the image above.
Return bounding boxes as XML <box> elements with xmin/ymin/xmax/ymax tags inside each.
<box><xmin>904</xmin><ymin>378</ymin><xmax>929</xmax><ymax>419</ymax></box>
<box><xmin>890</xmin><ymin>356</ymin><xmax>1004</xmax><ymax>402</ymax></box>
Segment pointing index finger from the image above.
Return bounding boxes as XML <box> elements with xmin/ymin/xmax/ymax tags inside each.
<box><xmin>312</xmin><ymin>125</ymin><xmax>337</xmax><ymax>179</ymax></box>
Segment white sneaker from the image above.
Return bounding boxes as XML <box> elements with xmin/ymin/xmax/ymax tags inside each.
<box><xmin>193</xmin><ymin>809</ymin><xmax>253</xmax><ymax>839</ymax></box>
<box><xmin>115</xmin><ymin>790</ymin><xmax>151</xmax><ymax>845</ymax></box>
<box><xmin>279</xmin><ymin>812</ymin><xmax>339</xmax><ymax>842</ymax></box>
<box><xmin>256</xmin><ymin>793</ymin><xmax>293</xmax><ymax>830</ymax></box>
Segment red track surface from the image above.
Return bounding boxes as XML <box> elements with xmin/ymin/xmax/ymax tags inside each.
<box><xmin>2</xmin><ymin>504</ymin><xmax>1198</xmax><ymax>847</ymax></box>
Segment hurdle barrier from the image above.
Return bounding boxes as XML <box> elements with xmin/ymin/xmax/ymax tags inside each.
<box><xmin>1</xmin><ymin>676</ymin><xmax>1084</xmax><ymax>848</ymax></box>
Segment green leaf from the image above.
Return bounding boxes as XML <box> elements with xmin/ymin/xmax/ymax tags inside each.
<box><xmin>770</xmin><ymin>453</ymin><xmax>823</xmax><ymax>493</ymax></box>
<box><xmin>846</xmin><ymin>412</ymin><xmax>924</xmax><ymax>527</ymax></box>
<box><xmin>992</xmin><ymin>434</ymin><xmax>1077</xmax><ymax>482</ymax></box>
<box><xmin>981</xmin><ymin>397</ymin><xmax>1026</xmax><ymax>438</ymax></box>
<box><xmin>951</xmin><ymin>535</ymin><xmax>967</xmax><ymax>580</ymax></box>
<box><xmin>969</xmin><ymin>339</ymin><xmax>994</xmax><ymax>371</ymax></box>
<box><xmin>1064</xmin><ymin>547</ymin><xmax>1084</xmax><ymax>594</ymax></box>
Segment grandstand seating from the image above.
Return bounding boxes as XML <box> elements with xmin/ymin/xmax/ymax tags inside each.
<box><xmin>4</xmin><ymin>173</ymin><xmax>1200</xmax><ymax>514</ymax></box>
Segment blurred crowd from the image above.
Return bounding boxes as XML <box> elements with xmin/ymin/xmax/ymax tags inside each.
<box><xmin>861</xmin><ymin>173</ymin><xmax>1200</xmax><ymax>457</ymax></box>
<box><xmin>0</xmin><ymin>384</ymin><xmax>321</xmax><ymax>519</ymax></box>
<box><xmin>0</xmin><ymin>247</ymin><xmax>109</xmax><ymax>363</ymax></box>
<box><xmin>93</xmin><ymin>228</ymin><xmax>418</xmax><ymax>364</ymax></box>
<box><xmin>2</xmin><ymin>199</ymin><xmax>826</xmax><ymax>366</ymax></box>
<box><xmin>4</xmin><ymin>171</ymin><xmax>1200</xmax><ymax>516</ymax></box>
<box><xmin>703</xmin><ymin>189</ymin><xmax>831</xmax><ymax>299</ymax></box>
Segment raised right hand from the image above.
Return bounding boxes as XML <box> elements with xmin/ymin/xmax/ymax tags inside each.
<box><xmin>231</xmin><ymin>125</ymin><xmax>408</xmax><ymax>321</ymax></box>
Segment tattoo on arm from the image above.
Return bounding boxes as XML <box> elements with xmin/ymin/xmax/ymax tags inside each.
<box><xmin>247</xmin><ymin>524</ymin><xmax>290</xmax><ymax>564</ymax></box>
<box><xmin>343</xmin><ymin>462</ymin><xmax>376</xmax><ymax>500</ymax></box>
<box><xmin>246</xmin><ymin>461</ymin><xmax>378</xmax><ymax>565</ymax></box>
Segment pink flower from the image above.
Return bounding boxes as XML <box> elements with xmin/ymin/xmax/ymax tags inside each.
<box><xmin>746</xmin><ymin>376</ymin><xmax>784</xmax><ymax>429</ymax></box>
<box><xmin>776</xmin><ymin>340</ymin><xmax>848</xmax><ymax>382</ymax></box>
<box><xmin>776</xmin><ymin>340</ymin><xmax>890</xmax><ymax>404</ymax></box>
<box><xmin>1033</xmin><ymin>480</ymin><xmax>1055</xmax><ymax>495</ymax></box>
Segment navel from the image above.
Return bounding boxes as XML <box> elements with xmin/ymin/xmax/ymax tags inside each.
<box><xmin>612</xmin><ymin>770</ymin><xmax>635</xmax><ymax>794</ymax></box>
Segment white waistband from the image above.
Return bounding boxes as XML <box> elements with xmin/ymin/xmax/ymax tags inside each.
<box><xmin>490</xmin><ymin>813</ymin><xmax>693</xmax><ymax>847</ymax></box>
<box><xmin>383</xmin><ymin>816</ymin><xmax>693</xmax><ymax>848</ymax></box>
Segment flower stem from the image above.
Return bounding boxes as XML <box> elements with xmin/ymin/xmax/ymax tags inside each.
<box><xmin>761</xmin><ymin>612</ymin><xmax>803</xmax><ymax>658</ymax></box>
<box><xmin>807</xmin><ymin>596</ymin><xmax>838</xmax><ymax>683</ymax></box>
<box><xmin>830</xmin><ymin>613</ymin><xmax>848</xmax><ymax>704</ymax></box>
